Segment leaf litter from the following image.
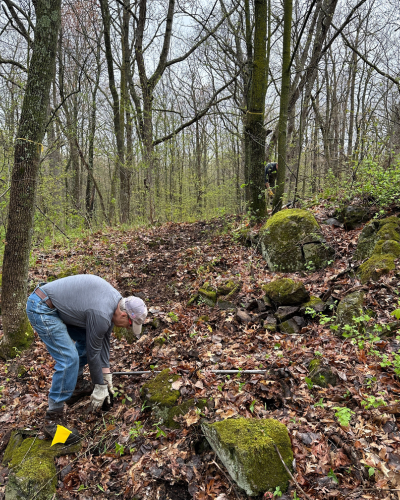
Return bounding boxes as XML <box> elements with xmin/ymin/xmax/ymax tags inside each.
<box><xmin>0</xmin><ymin>208</ymin><xmax>400</xmax><ymax>499</ymax></box>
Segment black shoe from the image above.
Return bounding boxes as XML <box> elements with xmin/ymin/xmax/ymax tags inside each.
<box><xmin>43</xmin><ymin>408</ymin><xmax>81</xmax><ymax>445</ymax></box>
<box><xmin>65</xmin><ymin>375</ymin><xmax>94</xmax><ymax>406</ymax></box>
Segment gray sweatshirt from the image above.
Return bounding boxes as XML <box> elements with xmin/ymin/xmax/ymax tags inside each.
<box><xmin>42</xmin><ymin>275</ymin><xmax>122</xmax><ymax>385</ymax></box>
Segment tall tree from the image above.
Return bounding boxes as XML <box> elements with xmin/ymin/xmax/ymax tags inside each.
<box><xmin>245</xmin><ymin>0</ymin><xmax>269</xmax><ymax>219</ymax></box>
<box><xmin>273</xmin><ymin>0</ymin><xmax>293</xmax><ymax>212</ymax></box>
<box><xmin>0</xmin><ymin>0</ymin><xmax>62</xmax><ymax>358</ymax></box>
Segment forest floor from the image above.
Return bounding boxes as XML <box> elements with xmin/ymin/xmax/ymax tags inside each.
<box><xmin>1</xmin><ymin>202</ymin><xmax>400</xmax><ymax>500</ymax></box>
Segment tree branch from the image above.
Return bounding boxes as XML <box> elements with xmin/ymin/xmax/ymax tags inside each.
<box><xmin>0</xmin><ymin>58</ymin><xmax>27</xmax><ymax>72</ymax></box>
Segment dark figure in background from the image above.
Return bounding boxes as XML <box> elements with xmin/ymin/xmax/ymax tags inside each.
<box><xmin>265</xmin><ymin>162</ymin><xmax>278</xmax><ymax>206</ymax></box>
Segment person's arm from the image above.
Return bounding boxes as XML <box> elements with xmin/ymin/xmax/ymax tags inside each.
<box><xmin>85</xmin><ymin>310</ymin><xmax>112</xmax><ymax>385</ymax></box>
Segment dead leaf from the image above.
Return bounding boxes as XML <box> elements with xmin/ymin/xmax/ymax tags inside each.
<box><xmin>171</xmin><ymin>379</ymin><xmax>183</xmax><ymax>390</ymax></box>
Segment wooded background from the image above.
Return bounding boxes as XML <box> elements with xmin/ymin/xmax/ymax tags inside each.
<box><xmin>1</xmin><ymin>0</ymin><xmax>400</xmax><ymax>238</ymax></box>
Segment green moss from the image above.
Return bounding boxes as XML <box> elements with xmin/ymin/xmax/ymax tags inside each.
<box><xmin>55</xmin><ymin>264</ymin><xmax>79</xmax><ymax>279</ymax></box>
<box><xmin>153</xmin><ymin>336</ymin><xmax>166</xmax><ymax>347</ymax></box>
<box><xmin>113</xmin><ymin>326</ymin><xmax>135</xmax><ymax>344</ymax></box>
<box><xmin>262</xmin><ymin>278</ymin><xmax>309</xmax><ymax>306</ymax></box>
<box><xmin>259</xmin><ymin>209</ymin><xmax>332</xmax><ymax>272</ymax></box>
<box><xmin>378</xmin><ymin>216</ymin><xmax>400</xmax><ymax>228</ymax></box>
<box><xmin>309</xmin><ymin>358</ymin><xmax>321</xmax><ymax>372</ymax></box>
<box><xmin>150</xmin><ymin>318</ymin><xmax>161</xmax><ymax>329</ymax></box>
<box><xmin>199</xmin><ymin>283</ymin><xmax>217</xmax><ymax>307</ymax></box>
<box><xmin>217</xmin><ymin>280</ymin><xmax>241</xmax><ymax>298</ymax></box>
<box><xmin>354</xmin><ymin>218</ymin><xmax>400</xmax><ymax>261</ymax></box>
<box><xmin>141</xmin><ymin>369</ymin><xmax>180</xmax><ymax>409</ymax></box>
<box><xmin>0</xmin><ymin>316</ymin><xmax>34</xmax><ymax>359</ymax></box>
<box><xmin>202</xmin><ymin>418</ymin><xmax>293</xmax><ymax>496</ymax></box>
<box><xmin>165</xmin><ymin>399</ymin><xmax>208</xmax><ymax>429</ymax></box>
<box><xmin>2</xmin><ymin>430</ymin><xmax>24</xmax><ymax>466</ymax></box>
<box><xmin>300</xmin><ymin>295</ymin><xmax>326</xmax><ymax>314</ymax></box>
<box><xmin>6</xmin><ymin>433</ymin><xmax>81</xmax><ymax>500</ymax></box>
<box><xmin>358</xmin><ymin>254</ymin><xmax>395</xmax><ymax>284</ymax></box>
<box><xmin>187</xmin><ymin>293</ymin><xmax>199</xmax><ymax>306</ymax></box>
<box><xmin>336</xmin><ymin>290</ymin><xmax>365</xmax><ymax>333</ymax></box>
<box><xmin>376</xmin><ymin>223</ymin><xmax>400</xmax><ymax>242</ymax></box>
<box><xmin>374</xmin><ymin>239</ymin><xmax>400</xmax><ymax>257</ymax></box>
<box><xmin>279</xmin><ymin>319</ymin><xmax>298</xmax><ymax>334</ymax></box>
<box><xmin>309</xmin><ymin>358</ymin><xmax>337</xmax><ymax>388</ymax></box>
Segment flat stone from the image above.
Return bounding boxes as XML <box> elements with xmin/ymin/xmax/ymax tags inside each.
<box><xmin>275</xmin><ymin>306</ymin><xmax>300</xmax><ymax>322</ymax></box>
<box><xmin>236</xmin><ymin>310</ymin><xmax>252</xmax><ymax>324</ymax></box>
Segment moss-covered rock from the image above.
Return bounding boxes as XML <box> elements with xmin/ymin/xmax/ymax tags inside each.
<box><xmin>202</xmin><ymin>418</ymin><xmax>293</xmax><ymax>496</ymax></box>
<box><xmin>4</xmin><ymin>430</ymin><xmax>81</xmax><ymax>500</ymax></box>
<box><xmin>198</xmin><ymin>282</ymin><xmax>217</xmax><ymax>307</ymax></box>
<box><xmin>354</xmin><ymin>217</ymin><xmax>400</xmax><ymax>261</ymax></box>
<box><xmin>187</xmin><ymin>293</ymin><xmax>200</xmax><ymax>306</ymax></box>
<box><xmin>376</xmin><ymin>223</ymin><xmax>400</xmax><ymax>242</ymax></box>
<box><xmin>262</xmin><ymin>278</ymin><xmax>309</xmax><ymax>306</ymax></box>
<box><xmin>354</xmin><ymin>216</ymin><xmax>400</xmax><ymax>283</ymax></box>
<box><xmin>263</xmin><ymin>315</ymin><xmax>277</xmax><ymax>332</ymax></box>
<box><xmin>216</xmin><ymin>280</ymin><xmax>242</xmax><ymax>299</ymax></box>
<box><xmin>358</xmin><ymin>254</ymin><xmax>396</xmax><ymax>284</ymax></box>
<box><xmin>373</xmin><ymin>239</ymin><xmax>400</xmax><ymax>257</ymax></box>
<box><xmin>309</xmin><ymin>359</ymin><xmax>337</xmax><ymax>388</ymax></box>
<box><xmin>299</xmin><ymin>296</ymin><xmax>326</xmax><ymax>315</ymax></box>
<box><xmin>259</xmin><ymin>209</ymin><xmax>335</xmax><ymax>272</ymax></box>
<box><xmin>335</xmin><ymin>291</ymin><xmax>365</xmax><ymax>335</ymax></box>
<box><xmin>141</xmin><ymin>369</ymin><xmax>180</xmax><ymax>409</ymax></box>
<box><xmin>164</xmin><ymin>399</ymin><xmax>208</xmax><ymax>429</ymax></box>
<box><xmin>279</xmin><ymin>319</ymin><xmax>300</xmax><ymax>334</ymax></box>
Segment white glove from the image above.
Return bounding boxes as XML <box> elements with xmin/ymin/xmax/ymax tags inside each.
<box><xmin>90</xmin><ymin>384</ymin><xmax>110</xmax><ymax>411</ymax></box>
<box><xmin>103</xmin><ymin>373</ymin><xmax>114</xmax><ymax>395</ymax></box>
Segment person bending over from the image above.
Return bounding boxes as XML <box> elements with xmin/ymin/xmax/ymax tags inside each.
<box><xmin>26</xmin><ymin>274</ymin><xmax>147</xmax><ymax>443</ymax></box>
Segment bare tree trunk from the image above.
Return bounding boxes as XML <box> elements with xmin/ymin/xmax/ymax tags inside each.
<box><xmin>273</xmin><ymin>0</ymin><xmax>293</xmax><ymax>212</ymax></box>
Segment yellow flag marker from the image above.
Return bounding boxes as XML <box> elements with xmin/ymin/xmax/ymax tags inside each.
<box><xmin>51</xmin><ymin>425</ymin><xmax>72</xmax><ymax>446</ymax></box>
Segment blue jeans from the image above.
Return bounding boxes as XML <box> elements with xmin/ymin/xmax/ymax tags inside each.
<box><xmin>26</xmin><ymin>289</ymin><xmax>88</xmax><ymax>404</ymax></box>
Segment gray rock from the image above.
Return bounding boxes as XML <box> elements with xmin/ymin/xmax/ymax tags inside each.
<box><xmin>279</xmin><ymin>319</ymin><xmax>300</xmax><ymax>334</ymax></box>
<box><xmin>334</xmin><ymin>206</ymin><xmax>370</xmax><ymax>230</ymax></box>
<box><xmin>335</xmin><ymin>291</ymin><xmax>365</xmax><ymax>335</ymax></box>
<box><xmin>236</xmin><ymin>309</ymin><xmax>252</xmax><ymax>324</ymax></box>
<box><xmin>275</xmin><ymin>306</ymin><xmax>300</xmax><ymax>322</ymax></box>
<box><xmin>263</xmin><ymin>315</ymin><xmax>277</xmax><ymax>332</ymax></box>
<box><xmin>323</xmin><ymin>218</ymin><xmax>343</xmax><ymax>227</ymax></box>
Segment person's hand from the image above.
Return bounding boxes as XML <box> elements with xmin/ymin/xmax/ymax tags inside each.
<box><xmin>103</xmin><ymin>373</ymin><xmax>114</xmax><ymax>395</ymax></box>
<box><xmin>268</xmin><ymin>189</ymin><xmax>274</xmax><ymax>196</ymax></box>
<box><xmin>90</xmin><ymin>384</ymin><xmax>110</xmax><ymax>411</ymax></box>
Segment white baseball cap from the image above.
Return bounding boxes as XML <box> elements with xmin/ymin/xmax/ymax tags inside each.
<box><xmin>121</xmin><ymin>296</ymin><xmax>147</xmax><ymax>337</ymax></box>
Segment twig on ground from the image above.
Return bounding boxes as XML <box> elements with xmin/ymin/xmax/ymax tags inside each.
<box><xmin>273</xmin><ymin>444</ymin><xmax>313</xmax><ymax>500</ymax></box>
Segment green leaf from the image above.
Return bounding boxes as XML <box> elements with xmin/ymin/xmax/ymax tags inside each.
<box><xmin>327</xmin><ymin>469</ymin><xmax>339</xmax><ymax>484</ymax></box>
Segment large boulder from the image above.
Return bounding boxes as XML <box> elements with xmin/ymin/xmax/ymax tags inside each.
<box><xmin>262</xmin><ymin>278</ymin><xmax>309</xmax><ymax>306</ymax></box>
<box><xmin>3</xmin><ymin>429</ymin><xmax>81</xmax><ymax>500</ymax></box>
<box><xmin>354</xmin><ymin>216</ymin><xmax>400</xmax><ymax>261</ymax></box>
<box><xmin>202</xmin><ymin>418</ymin><xmax>293</xmax><ymax>496</ymax></box>
<box><xmin>354</xmin><ymin>216</ymin><xmax>400</xmax><ymax>283</ymax></box>
<box><xmin>259</xmin><ymin>209</ymin><xmax>335</xmax><ymax>272</ymax></box>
